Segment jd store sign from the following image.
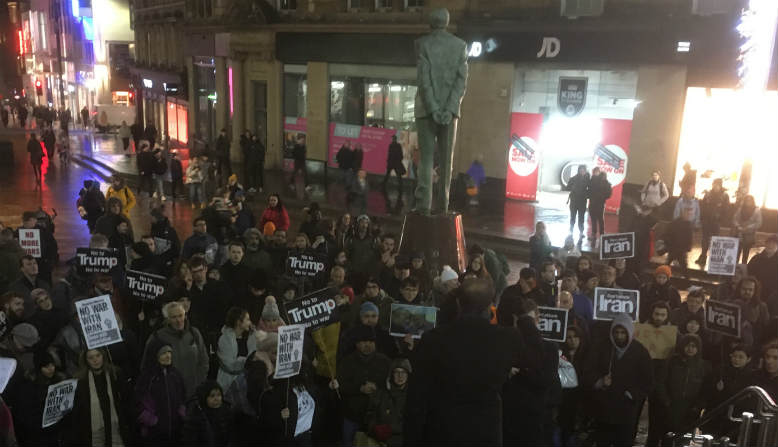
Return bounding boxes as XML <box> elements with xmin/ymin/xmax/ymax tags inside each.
<box><xmin>558</xmin><ymin>77</ymin><xmax>588</xmax><ymax>117</ymax></box>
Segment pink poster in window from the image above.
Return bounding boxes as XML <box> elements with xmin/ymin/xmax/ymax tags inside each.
<box><xmin>327</xmin><ymin>123</ymin><xmax>397</xmax><ymax>175</ymax></box>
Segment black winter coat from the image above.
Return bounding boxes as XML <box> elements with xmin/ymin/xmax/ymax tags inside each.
<box><xmin>404</xmin><ymin>315</ymin><xmax>530</xmax><ymax>446</ymax></box>
<box><xmin>584</xmin><ymin>340</ymin><xmax>653</xmax><ymax>425</ymax></box>
<box><xmin>567</xmin><ymin>173</ymin><xmax>590</xmax><ymax>204</ymax></box>
<box><xmin>183</xmin><ymin>400</ymin><xmax>233</xmax><ymax>447</ymax></box>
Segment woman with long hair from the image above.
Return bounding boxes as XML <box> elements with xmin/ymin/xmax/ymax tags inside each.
<box><xmin>216</xmin><ymin>307</ymin><xmax>257</xmax><ymax>391</ymax></box>
<box><xmin>733</xmin><ymin>194</ymin><xmax>762</xmax><ymax>263</ymax></box>
<box><xmin>66</xmin><ymin>348</ymin><xmax>131</xmax><ymax>446</ymax></box>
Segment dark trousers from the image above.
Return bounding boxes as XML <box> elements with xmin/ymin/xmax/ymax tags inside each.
<box><xmin>121</xmin><ymin>137</ymin><xmax>130</xmax><ymax>151</ymax></box>
<box><xmin>138</xmin><ymin>174</ymin><xmax>154</xmax><ymax>195</ymax></box>
<box><xmin>31</xmin><ymin>163</ymin><xmax>41</xmax><ymax>182</ymax></box>
<box><xmin>245</xmin><ymin>162</ymin><xmax>264</xmax><ymax>189</ymax></box>
<box><xmin>589</xmin><ymin>201</ymin><xmax>605</xmax><ymax>236</ymax></box>
<box><xmin>667</xmin><ymin>250</ymin><xmax>689</xmax><ymax>270</ymax></box>
<box><xmin>699</xmin><ymin>223</ymin><xmax>720</xmax><ymax>261</ymax></box>
<box><xmin>171</xmin><ymin>178</ymin><xmax>183</xmax><ymax>198</ymax></box>
<box><xmin>290</xmin><ymin>160</ymin><xmax>307</xmax><ymax>186</ymax></box>
<box><xmin>593</xmin><ymin>422</ymin><xmax>635</xmax><ymax>447</ymax></box>
<box><xmin>569</xmin><ymin>200</ymin><xmax>586</xmax><ymax>232</ymax></box>
<box><xmin>217</xmin><ymin>156</ymin><xmax>231</xmax><ymax>177</ymax></box>
<box><xmin>383</xmin><ymin>167</ymin><xmax>403</xmax><ymax>191</ymax></box>
<box><xmin>646</xmin><ymin>397</ymin><xmax>668</xmax><ymax>447</ymax></box>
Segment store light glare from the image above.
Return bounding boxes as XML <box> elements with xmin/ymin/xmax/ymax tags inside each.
<box><xmin>71</xmin><ymin>0</ymin><xmax>80</xmax><ymax>17</ymax></box>
<box><xmin>676</xmin><ymin>41</ymin><xmax>691</xmax><ymax>53</ymax></box>
<box><xmin>737</xmin><ymin>0</ymin><xmax>778</xmax><ymax>91</ymax></box>
<box><xmin>389</xmin><ymin>85</ymin><xmax>403</xmax><ymax>92</ymax></box>
<box><xmin>331</xmin><ymin>81</ymin><xmax>344</xmax><ymax>89</ymax></box>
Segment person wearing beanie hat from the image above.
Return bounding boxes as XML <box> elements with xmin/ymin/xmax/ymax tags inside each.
<box><xmin>662</xmin><ymin>332</ymin><xmax>711</xmax><ymax>438</ymax></box>
<box><xmin>366</xmin><ymin>357</ymin><xmax>413</xmax><ymax>446</ymax></box>
<box><xmin>336</xmin><ymin>321</ymin><xmax>391</xmax><ymax>446</ymax></box>
<box><xmin>577</xmin><ymin>269</ymin><xmax>599</xmax><ymax>301</ymax></box>
<box><xmin>360</xmin><ymin>301</ymin><xmax>379</xmax><ymax>317</ymax></box>
<box><xmin>262</xmin><ymin>221</ymin><xmax>276</xmax><ymax>236</ymax></box>
<box><xmin>258</xmin><ymin>296</ymin><xmax>285</xmax><ymax>332</ymax></box>
<box><xmin>14</xmin><ymin>350</ymin><xmax>67</xmax><ymax>446</ymax></box>
<box><xmin>640</xmin><ymin>265</ymin><xmax>681</xmax><ymax>322</ymax></box>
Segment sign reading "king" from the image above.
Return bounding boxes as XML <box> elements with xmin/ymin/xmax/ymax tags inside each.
<box><xmin>594</xmin><ymin>287</ymin><xmax>640</xmax><ymax>322</ymax></box>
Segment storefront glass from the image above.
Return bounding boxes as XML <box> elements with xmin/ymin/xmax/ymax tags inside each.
<box><xmin>194</xmin><ymin>58</ymin><xmax>216</xmax><ymax>143</ymax></box>
<box><xmin>507</xmin><ymin>67</ymin><xmax>638</xmax><ymax>212</ymax></box>
<box><xmin>675</xmin><ymin>87</ymin><xmax>778</xmax><ymax>209</ymax></box>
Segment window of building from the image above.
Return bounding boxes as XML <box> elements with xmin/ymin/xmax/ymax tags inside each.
<box><xmin>331</xmin><ymin>77</ymin><xmax>416</xmax><ymax>130</ymax></box>
<box><xmin>404</xmin><ymin>0</ymin><xmax>423</xmax><ymax>10</ymax></box>
<box><xmin>277</xmin><ymin>0</ymin><xmax>297</xmax><ymax>10</ymax></box>
<box><xmin>283</xmin><ymin>72</ymin><xmax>307</xmax><ymax>118</ymax></box>
<box><xmin>347</xmin><ymin>0</ymin><xmax>371</xmax><ymax>11</ymax></box>
<box><xmin>376</xmin><ymin>0</ymin><xmax>393</xmax><ymax>10</ymax></box>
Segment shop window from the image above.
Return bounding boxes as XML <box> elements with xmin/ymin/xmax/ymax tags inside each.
<box><xmin>330</xmin><ymin>77</ymin><xmax>365</xmax><ymax>126</ymax></box>
<box><xmin>404</xmin><ymin>0</ymin><xmax>423</xmax><ymax>10</ymax></box>
<box><xmin>283</xmin><ymin>73</ymin><xmax>307</xmax><ymax>118</ymax></box>
<box><xmin>348</xmin><ymin>0</ymin><xmax>372</xmax><ymax>11</ymax></box>
<box><xmin>277</xmin><ymin>0</ymin><xmax>297</xmax><ymax>10</ymax></box>
<box><xmin>376</xmin><ymin>0</ymin><xmax>393</xmax><ymax>11</ymax></box>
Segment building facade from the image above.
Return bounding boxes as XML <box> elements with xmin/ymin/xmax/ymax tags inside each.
<box><xmin>156</xmin><ymin>0</ymin><xmax>777</xmax><ymax>210</ymax></box>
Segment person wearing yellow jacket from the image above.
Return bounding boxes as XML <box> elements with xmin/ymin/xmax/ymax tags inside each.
<box><xmin>106</xmin><ymin>175</ymin><xmax>136</xmax><ymax>218</ymax></box>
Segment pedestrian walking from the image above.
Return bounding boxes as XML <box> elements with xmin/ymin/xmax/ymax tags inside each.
<box><xmin>383</xmin><ymin>135</ymin><xmax>406</xmax><ymax>193</ymax></box>
<box><xmin>214</xmin><ymin>128</ymin><xmax>231</xmax><ymax>179</ymax></box>
<box><xmin>186</xmin><ymin>157</ymin><xmax>206</xmax><ymax>209</ymax></box>
<box><xmin>588</xmin><ymin>167</ymin><xmax>612</xmax><ymax>241</ymax></box>
<box><xmin>567</xmin><ymin>165</ymin><xmax>589</xmax><ymax>237</ymax></box>
<box><xmin>130</xmin><ymin>120</ymin><xmax>144</xmax><ymax>152</ymax></box>
<box><xmin>27</xmin><ymin>133</ymin><xmax>44</xmax><ymax>184</ymax></box>
<box><xmin>80</xmin><ymin>106</ymin><xmax>89</xmax><ymax>129</ymax></box>
<box><xmin>118</xmin><ymin>120</ymin><xmax>132</xmax><ymax>153</ymax></box>
<box><xmin>170</xmin><ymin>150</ymin><xmax>184</xmax><ymax>202</ymax></box>
<box><xmin>640</xmin><ymin>170</ymin><xmax>670</xmax><ymax>214</ymax></box>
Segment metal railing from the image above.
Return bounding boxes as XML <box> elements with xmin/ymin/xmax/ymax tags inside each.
<box><xmin>667</xmin><ymin>386</ymin><xmax>778</xmax><ymax>447</ymax></box>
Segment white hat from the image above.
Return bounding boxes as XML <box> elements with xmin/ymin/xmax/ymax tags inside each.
<box><xmin>440</xmin><ymin>265</ymin><xmax>459</xmax><ymax>283</ymax></box>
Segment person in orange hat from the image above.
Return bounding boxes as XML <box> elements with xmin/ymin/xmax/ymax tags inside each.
<box><xmin>639</xmin><ymin>265</ymin><xmax>681</xmax><ymax>322</ymax></box>
<box><xmin>262</xmin><ymin>221</ymin><xmax>276</xmax><ymax>237</ymax></box>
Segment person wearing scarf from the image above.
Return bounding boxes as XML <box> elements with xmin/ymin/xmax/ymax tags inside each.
<box><xmin>66</xmin><ymin>348</ymin><xmax>130</xmax><ymax>447</ymax></box>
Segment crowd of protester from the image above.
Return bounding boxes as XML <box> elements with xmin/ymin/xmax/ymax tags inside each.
<box><xmin>0</xmin><ymin>166</ymin><xmax>775</xmax><ymax>446</ymax></box>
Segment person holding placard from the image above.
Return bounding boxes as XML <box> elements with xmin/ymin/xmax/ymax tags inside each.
<box><xmin>584</xmin><ymin>313</ymin><xmax>652</xmax><ymax>447</ymax></box>
<box><xmin>66</xmin><ymin>349</ymin><xmax>130</xmax><ymax>447</ymax></box>
<box><xmin>257</xmin><ymin>362</ymin><xmax>317</xmax><ymax>445</ymax></box>
<box><xmin>734</xmin><ymin>276</ymin><xmax>770</xmax><ymax>345</ymax></box>
<box><xmin>13</xmin><ymin>352</ymin><xmax>67</xmax><ymax>446</ymax></box>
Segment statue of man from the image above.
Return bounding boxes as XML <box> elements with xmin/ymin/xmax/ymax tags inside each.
<box><xmin>414</xmin><ymin>8</ymin><xmax>468</xmax><ymax>214</ymax></box>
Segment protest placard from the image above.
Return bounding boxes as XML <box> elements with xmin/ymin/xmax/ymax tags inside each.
<box><xmin>634</xmin><ymin>323</ymin><xmax>678</xmax><ymax>359</ymax></box>
<box><xmin>76</xmin><ymin>247</ymin><xmax>119</xmax><ymax>274</ymax></box>
<box><xmin>600</xmin><ymin>232</ymin><xmax>635</xmax><ymax>260</ymax></box>
<box><xmin>125</xmin><ymin>269</ymin><xmax>166</xmax><ymax>301</ymax></box>
<box><xmin>284</xmin><ymin>288</ymin><xmax>340</xmax><ymax>331</ymax></box>
<box><xmin>75</xmin><ymin>295</ymin><xmax>123</xmax><ymax>349</ymax></box>
<box><xmin>275</xmin><ymin>325</ymin><xmax>305</xmax><ymax>379</ymax></box>
<box><xmin>286</xmin><ymin>250</ymin><xmax>328</xmax><ymax>278</ymax></box>
<box><xmin>537</xmin><ymin>307</ymin><xmax>569</xmax><ymax>342</ymax></box>
<box><xmin>19</xmin><ymin>228</ymin><xmax>41</xmax><ymax>258</ymax></box>
<box><xmin>389</xmin><ymin>304</ymin><xmax>437</xmax><ymax>339</ymax></box>
<box><xmin>705</xmin><ymin>300</ymin><xmax>741</xmax><ymax>338</ymax></box>
<box><xmin>153</xmin><ymin>237</ymin><xmax>171</xmax><ymax>255</ymax></box>
<box><xmin>707</xmin><ymin>236</ymin><xmax>739</xmax><ymax>276</ymax></box>
<box><xmin>0</xmin><ymin>357</ymin><xmax>16</xmax><ymax>393</ymax></box>
<box><xmin>594</xmin><ymin>287</ymin><xmax>640</xmax><ymax>322</ymax></box>
<box><xmin>41</xmin><ymin>379</ymin><xmax>78</xmax><ymax>428</ymax></box>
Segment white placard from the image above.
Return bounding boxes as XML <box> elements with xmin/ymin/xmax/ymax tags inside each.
<box><xmin>41</xmin><ymin>379</ymin><xmax>78</xmax><ymax>428</ymax></box>
<box><xmin>75</xmin><ymin>295</ymin><xmax>123</xmax><ymax>349</ymax></box>
<box><xmin>0</xmin><ymin>357</ymin><xmax>17</xmax><ymax>394</ymax></box>
<box><xmin>274</xmin><ymin>325</ymin><xmax>305</xmax><ymax>380</ymax></box>
<box><xmin>707</xmin><ymin>236</ymin><xmax>739</xmax><ymax>276</ymax></box>
<box><xmin>19</xmin><ymin>228</ymin><xmax>41</xmax><ymax>258</ymax></box>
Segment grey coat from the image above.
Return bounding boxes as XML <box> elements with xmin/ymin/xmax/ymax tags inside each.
<box><xmin>414</xmin><ymin>29</ymin><xmax>468</xmax><ymax>119</ymax></box>
<box><xmin>216</xmin><ymin>326</ymin><xmax>257</xmax><ymax>391</ymax></box>
<box><xmin>142</xmin><ymin>323</ymin><xmax>210</xmax><ymax>397</ymax></box>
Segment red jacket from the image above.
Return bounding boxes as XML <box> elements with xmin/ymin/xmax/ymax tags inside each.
<box><xmin>260</xmin><ymin>206</ymin><xmax>290</xmax><ymax>231</ymax></box>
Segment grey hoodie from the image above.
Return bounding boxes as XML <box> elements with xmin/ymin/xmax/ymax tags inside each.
<box><xmin>609</xmin><ymin>313</ymin><xmax>635</xmax><ymax>359</ymax></box>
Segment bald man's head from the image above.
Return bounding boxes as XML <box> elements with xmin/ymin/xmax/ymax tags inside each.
<box><xmin>557</xmin><ymin>291</ymin><xmax>574</xmax><ymax>310</ymax></box>
<box><xmin>458</xmin><ymin>278</ymin><xmax>494</xmax><ymax>314</ymax></box>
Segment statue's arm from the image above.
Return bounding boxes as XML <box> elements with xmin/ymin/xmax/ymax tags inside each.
<box><xmin>445</xmin><ymin>44</ymin><xmax>469</xmax><ymax>117</ymax></box>
<box><xmin>417</xmin><ymin>43</ymin><xmax>441</xmax><ymax>116</ymax></box>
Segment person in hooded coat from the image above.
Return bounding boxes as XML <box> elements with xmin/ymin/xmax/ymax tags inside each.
<box><xmin>183</xmin><ymin>380</ymin><xmax>234</xmax><ymax>447</ymax></box>
<box><xmin>365</xmin><ymin>358</ymin><xmax>411</xmax><ymax>447</ymax></box>
<box><xmin>661</xmin><ymin>334</ymin><xmax>711</xmax><ymax>436</ymax></box>
<box><xmin>258</xmin><ymin>360</ymin><xmax>318</xmax><ymax>445</ymax></box>
<box><xmin>134</xmin><ymin>344</ymin><xmax>187</xmax><ymax>445</ymax></box>
<box><xmin>584</xmin><ymin>313</ymin><xmax>653</xmax><ymax>447</ymax></box>
<box><xmin>14</xmin><ymin>352</ymin><xmax>68</xmax><ymax>446</ymax></box>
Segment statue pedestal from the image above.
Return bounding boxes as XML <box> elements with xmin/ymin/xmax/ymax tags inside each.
<box><xmin>398</xmin><ymin>212</ymin><xmax>467</xmax><ymax>273</ymax></box>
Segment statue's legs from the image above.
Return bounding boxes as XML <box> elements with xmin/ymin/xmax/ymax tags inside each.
<box><xmin>414</xmin><ymin>116</ymin><xmax>458</xmax><ymax>214</ymax></box>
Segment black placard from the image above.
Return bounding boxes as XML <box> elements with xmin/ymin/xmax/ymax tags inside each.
<box><xmin>76</xmin><ymin>248</ymin><xmax>120</xmax><ymax>274</ymax></box>
<box><xmin>284</xmin><ymin>288</ymin><xmax>339</xmax><ymax>331</ymax></box>
<box><xmin>594</xmin><ymin>287</ymin><xmax>640</xmax><ymax>322</ymax></box>
<box><xmin>705</xmin><ymin>300</ymin><xmax>741</xmax><ymax>338</ymax></box>
<box><xmin>537</xmin><ymin>307</ymin><xmax>569</xmax><ymax>342</ymax></box>
<box><xmin>600</xmin><ymin>232</ymin><xmax>635</xmax><ymax>260</ymax></box>
<box><xmin>286</xmin><ymin>250</ymin><xmax>328</xmax><ymax>279</ymax></box>
<box><xmin>125</xmin><ymin>269</ymin><xmax>167</xmax><ymax>301</ymax></box>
